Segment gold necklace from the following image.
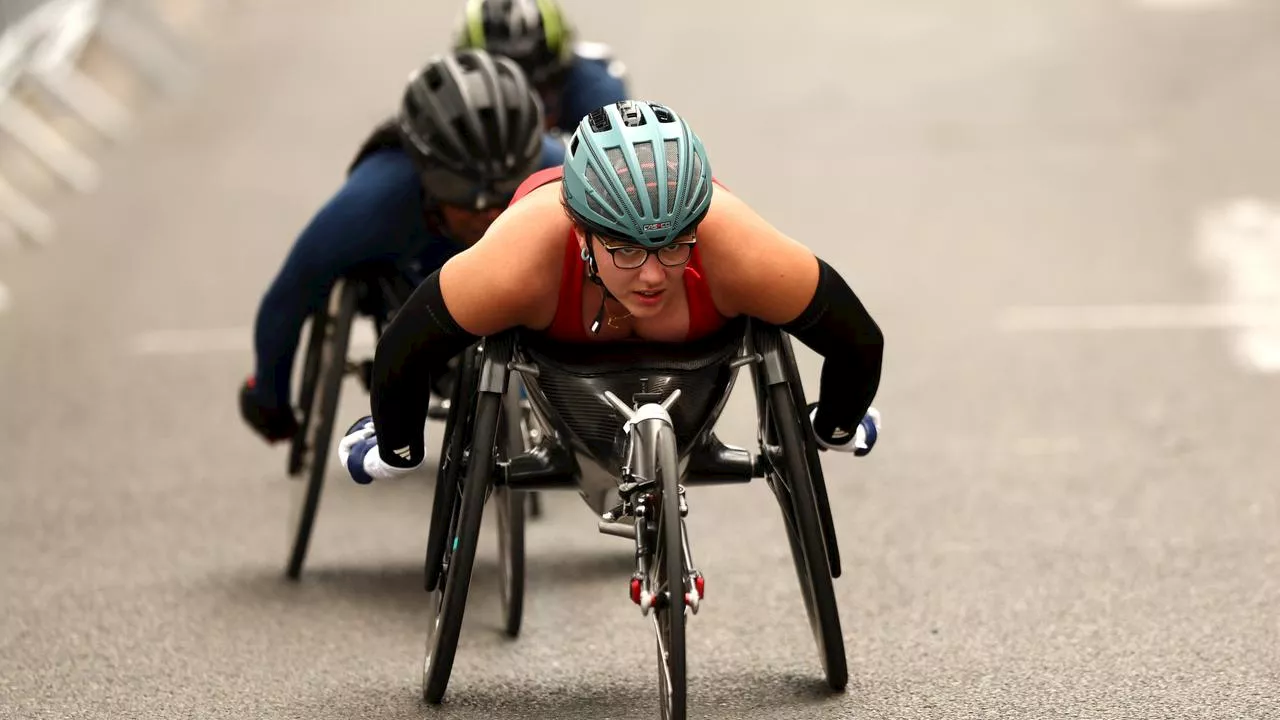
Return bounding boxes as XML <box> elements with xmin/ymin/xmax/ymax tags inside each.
<box><xmin>605</xmin><ymin>302</ymin><xmax>632</xmax><ymax>329</ymax></box>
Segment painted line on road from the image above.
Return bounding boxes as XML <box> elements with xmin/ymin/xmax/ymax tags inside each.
<box><xmin>0</xmin><ymin>282</ymin><xmax>10</xmax><ymax>314</ymax></box>
<box><xmin>130</xmin><ymin>324</ymin><xmax>377</xmax><ymax>356</ymax></box>
<box><xmin>1000</xmin><ymin>196</ymin><xmax>1280</xmax><ymax>374</ymax></box>
<box><xmin>998</xmin><ymin>303</ymin><xmax>1280</xmax><ymax>372</ymax></box>
<box><xmin>130</xmin><ymin>327</ymin><xmax>252</xmax><ymax>355</ymax></box>
<box><xmin>1134</xmin><ymin>0</ymin><xmax>1240</xmax><ymax>9</ymax></box>
<box><xmin>996</xmin><ymin>303</ymin><xmax>1275</xmax><ymax>332</ymax></box>
<box><xmin>1195</xmin><ymin>197</ymin><xmax>1280</xmax><ymax>372</ymax></box>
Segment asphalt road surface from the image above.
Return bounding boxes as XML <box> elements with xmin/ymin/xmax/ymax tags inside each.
<box><xmin>2</xmin><ymin>1</ymin><xmax>1279</xmax><ymax>718</ymax></box>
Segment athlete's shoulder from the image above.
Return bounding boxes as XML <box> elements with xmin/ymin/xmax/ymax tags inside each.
<box><xmin>510</xmin><ymin>166</ymin><xmax>565</xmax><ymax>206</ymax></box>
<box><xmin>347</xmin><ymin>117</ymin><xmax>406</xmax><ymax>175</ymax></box>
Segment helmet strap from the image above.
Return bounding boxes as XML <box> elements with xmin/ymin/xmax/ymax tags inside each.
<box><xmin>583</xmin><ymin>232</ymin><xmax>614</xmax><ymax>335</ymax></box>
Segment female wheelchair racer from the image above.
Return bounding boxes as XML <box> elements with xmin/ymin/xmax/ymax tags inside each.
<box><xmin>338</xmin><ymin>99</ymin><xmax>884</xmax><ymax>714</ymax></box>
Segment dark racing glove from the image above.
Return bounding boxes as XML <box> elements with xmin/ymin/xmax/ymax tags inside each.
<box><xmin>238</xmin><ymin>376</ymin><xmax>298</xmax><ymax>443</ymax></box>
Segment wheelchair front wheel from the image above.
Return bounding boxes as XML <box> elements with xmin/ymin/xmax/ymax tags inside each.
<box><xmin>651</xmin><ymin>423</ymin><xmax>687</xmax><ymax>720</ymax></box>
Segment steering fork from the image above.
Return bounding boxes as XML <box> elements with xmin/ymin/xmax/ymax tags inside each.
<box><xmin>599</xmin><ymin>388</ymin><xmax>704</xmax><ymax>616</ymax></box>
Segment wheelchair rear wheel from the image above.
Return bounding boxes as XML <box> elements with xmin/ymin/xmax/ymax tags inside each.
<box><xmin>421</xmin><ymin>336</ymin><xmax>515</xmax><ymax>704</ymax></box>
<box><xmin>285</xmin><ymin>279</ymin><xmax>358</xmax><ymax>580</ymax></box>
<box><xmin>423</xmin><ymin>347</ymin><xmax>477</xmax><ymax>594</ymax></box>
<box><xmin>495</xmin><ymin>383</ymin><xmax>527</xmax><ymax>638</ymax></box>
<box><xmin>287</xmin><ymin>310</ymin><xmax>328</xmax><ymax>477</ymax></box>
<box><xmin>779</xmin><ymin>334</ymin><xmax>842</xmax><ymax>578</ymax></box>
<box><xmin>762</xmin><ymin>379</ymin><xmax>848</xmax><ymax>691</ymax></box>
<box><xmin>422</xmin><ymin>390</ymin><xmax>501</xmax><ymax>704</ymax></box>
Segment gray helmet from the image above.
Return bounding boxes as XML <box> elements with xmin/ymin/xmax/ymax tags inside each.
<box><xmin>562</xmin><ymin>100</ymin><xmax>713</xmax><ymax>247</ymax></box>
<box><xmin>398</xmin><ymin>49</ymin><xmax>545</xmax><ymax>209</ymax></box>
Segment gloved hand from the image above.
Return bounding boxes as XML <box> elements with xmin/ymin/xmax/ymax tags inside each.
<box><xmin>337</xmin><ymin>416</ymin><xmax>422</xmax><ymax>484</ymax></box>
<box><xmin>807</xmin><ymin>404</ymin><xmax>881</xmax><ymax>456</ymax></box>
<box><xmin>239</xmin><ymin>376</ymin><xmax>298</xmax><ymax>443</ymax></box>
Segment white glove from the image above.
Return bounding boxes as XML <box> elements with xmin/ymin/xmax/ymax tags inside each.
<box><xmin>809</xmin><ymin>406</ymin><xmax>881</xmax><ymax>456</ymax></box>
<box><xmin>337</xmin><ymin>416</ymin><xmax>422</xmax><ymax>484</ymax></box>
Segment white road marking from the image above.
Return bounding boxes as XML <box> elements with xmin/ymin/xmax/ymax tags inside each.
<box><xmin>999</xmin><ymin>197</ymin><xmax>1280</xmax><ymax>373</ymax></box>
<box><xmin>129</xmin><ymin>323</ymin><xmax>377</xmax><ymax>356</ymax></box>
<box><xmin>130</xmin><ymin>327</ymin><xmax>253</xmax><ymax>355</ymax></box>
<box><xmin>0</xmin><ymin>282</ymin><xmax>10</xmax><ymax>314</ymax></box>
<box><xmin>1196</xmin><ymin>197</ymin><xmax>1280</xmax><ymax>372</ymax></box>
<box><xmin>997</xmin><ymin>303</ymin><xmax>1274</xmax><ymax>332</ymax></box>
<box><xmin>1134</xmin><ymin>0</ymin><xmax>1239</xmax><ymax>9</ymax></box>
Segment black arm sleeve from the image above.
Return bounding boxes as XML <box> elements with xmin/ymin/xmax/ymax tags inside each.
<box><xmin>780</xmin><ymin>257</ymin><xmax>884</xmax><ymax>446</ymax></box>
<box><xmin>370</xmin><ymin>270</ymin><xmax>480</xmax><ymax>468</ymax></box>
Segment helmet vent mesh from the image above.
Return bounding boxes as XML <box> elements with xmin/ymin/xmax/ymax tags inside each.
<box><xmin>587</xmin><ymin>193</ymin><xmax>612</xmax><ymax>219</ymax></box>
<box><xmin>664</xmin><ymin>139</ymin><xmax>679</xmax><ymax>211</ymax></box>
<box><xmin>605</xmin><ymin>147</ymin><xmax>640</xmax><ymax>216</ymax></box>
<box><xmin>585</xmin><ymin>164</ymin><xmax>619</xmax><ymax>216</ymax></box>
<box><xmin>634</xmin><ymin>141</ymin><xmax>657</xmax><ymax>215</ymax></box>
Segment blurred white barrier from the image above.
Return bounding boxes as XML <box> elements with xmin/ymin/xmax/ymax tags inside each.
<box><xmin>0</xmin><ymin>0</ymin><xmax>202</xmax><ymax>247</ymax></box>
<box><xmin>25</xmin><ymin>0</ymin><xmax>131</xmax><ymax>141</ymax></box>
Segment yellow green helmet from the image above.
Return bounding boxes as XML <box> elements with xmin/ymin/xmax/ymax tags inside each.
<box><xmin>453</xmin><ymin>0</ymin><xmax>574</xmax><ymax>87</ymax></box>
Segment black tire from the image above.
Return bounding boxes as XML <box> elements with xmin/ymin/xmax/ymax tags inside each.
<box><xmin>495</xmin><ymin>386</ymin><xmax>527</xmax><ymax>638</ymax></box>
<box><xmin>653</xmin><ymin>424</ymin><xmax>687</xmax><ymax>720</ymax></box>
<box><xmin>779</xmin><ymin>334</ymin><xmax>842</xmax><ymax>578</ymax></box>
<box><xmin>766</xmin><ymin>382</ymin><xmax>848</xmax><ymax>691</ymax></box>
<box><xmin>285</xmin><ymin>280</ymin><xmax>358</xmax><ymax>580</ymax></box>
<box><xmin>422</xmin><ymin>390</ymin><xmax>503</xmax><ymax>704</ymax></box>
<box><xmin>424</xmin><ymin>346</ymin><xmax>478</xmax><ymax>593</ymax></box>
<box><xmin>287</xmin><ymin>311</ymin><xmax>329</xmax><ymax>477</ymax></box>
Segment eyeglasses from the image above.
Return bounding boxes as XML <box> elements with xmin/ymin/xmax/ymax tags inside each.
<box><xmin>596</xmin><ymin>235</ymin><xmax>696</xmax><ymax>270</ymax></box>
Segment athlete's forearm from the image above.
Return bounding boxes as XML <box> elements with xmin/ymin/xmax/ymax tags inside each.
<box><xmin>369</xmin><ymin>270</ymin><xmax>479</xmax><ymax>467</ymax></box>
<box><xmin>781</xmin><ymin>257</ymin><xmax>884</xmax><ymax>444</ymax></box>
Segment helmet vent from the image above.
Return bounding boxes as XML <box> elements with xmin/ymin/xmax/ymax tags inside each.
<box><xmin>587</xmin><ymin>108</ymin><xmax>612</xmax><ymax>133</ymax></box>
<box><xmin>424</xmin><ymin>65</ymin><xmax>445</xmax><ymax>91</ymax></box>
<box><xmin>651</xmin><ymin>104</ymin><xmax>676</xmax><ymax>123</ymax></box>
<box><xmin>664</xmin><ymin>139</ymin><xmax>679</xmax><ymax>209</ymax></box>
<box><xmin>617</xmin><ymin>100</ymin><xmax>646</xmax><ymax>127</ymax></box>
<box><xmin>634</xmin><ymin>140</ymin><xmax>657</xmax><ymax>213</ymax></box>
<box><xmin>585</xmin><ymin>164</ymin><xmax>619</xmax><ymax>216</ymax></box>
<box><xmin>605</xmin><ymin>147</ymin><xmax>640</xmax><ymax>215</ymax></box>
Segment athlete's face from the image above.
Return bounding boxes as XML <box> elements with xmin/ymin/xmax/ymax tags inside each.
<box><xmin>575</xmin><ymin>228</ymin><xmax>695</xmax><ymax>319</ymax></box>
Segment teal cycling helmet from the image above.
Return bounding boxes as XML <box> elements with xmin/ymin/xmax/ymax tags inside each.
<box><xmin>562</xmin><ymin>100</ymin><xmax>713</xmax><ymax>247</ymax></box>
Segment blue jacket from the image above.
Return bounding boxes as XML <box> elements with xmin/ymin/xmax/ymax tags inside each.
<box><xmin>250</xmin><ymin>136</ymin><xmax>564</xmax><ymax>406</ymax></box>
<box><xmin>551</xmin><ymin>51</ymin><xmax>629</xmax><ymax>132</ymax></box>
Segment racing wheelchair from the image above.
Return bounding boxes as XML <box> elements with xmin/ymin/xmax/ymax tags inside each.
<box><xmin>282</xmin><ymin>263</ymin><xmax>543</xmax><ymax>580</ymax></box>
<box><xmin>421</xmin><ymin>315</ymin><xmax>848</xmax><ymax>718</ymax></box>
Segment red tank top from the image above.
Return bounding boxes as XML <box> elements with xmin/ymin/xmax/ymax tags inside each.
<box><xmin>508</xmin><ymin>167</ymin><xmax>728</xmax><ymax>343</ymax></box>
